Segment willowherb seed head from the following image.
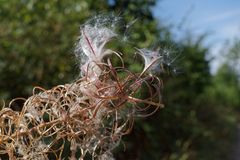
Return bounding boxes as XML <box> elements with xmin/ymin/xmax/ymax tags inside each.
<box><xmin>137</xmin><ymin>48</ymin><xmax>162</xmax><ymax>75</ymax></box>
<box><xmin>137</xmin><ymin>47</ymin><xmax>179</xmax><ymax>75</ymax></box>
<box><xmin>0</xmin><ymin>14</ymin><xmax>171</xmax><ymax>160</ymax></box>
<box><xmin>75</xmin><ymin>14</ymin><xmax>121</xmax><ymax>77</ymax></box>
<box><xmin>79</xmin><ymin>24</ymin><xmax>116</xmax><ymax>61</ymax></box>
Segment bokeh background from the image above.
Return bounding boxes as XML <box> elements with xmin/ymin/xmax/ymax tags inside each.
<box><xmin>0</xmin><ymin>0</ymin><xmax>239</xmax><ymax>159</ymax></box>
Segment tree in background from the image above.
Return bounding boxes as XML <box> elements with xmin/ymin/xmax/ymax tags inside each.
<box><xmin>206</xmin><ymin>39</ymin><xmax>240</xmax><ymax>110</ymax></box>
<box><xmin>225</xmin><ymin>39</ymin><xmax>240</xmax><ymax>80</ymax></box>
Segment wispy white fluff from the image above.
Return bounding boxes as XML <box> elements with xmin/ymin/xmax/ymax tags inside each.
<box><xmin>137</xmin><ymin>47</ymin><xmax>178</xmax><ymax>75</ymax></box>
<box><xmin>80</xmin><ymin>25</ymin><xmax>116</xmax><ymax>61</ymax></box>
<box><xmin>137</xmin><ymin>48</ymin><xmax>164</xmax><ymax>75</ymax></box>
<box><xmin>75</xmin><ymin>14</ymin><xmax>121</xmax><ymax>77</ymax></box>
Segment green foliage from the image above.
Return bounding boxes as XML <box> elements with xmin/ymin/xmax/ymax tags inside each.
<box><xmin>0</xmin><ymin>0</ymin><xmax>108</xmax><ymax>100</ymax></box>
<box><xmin>207</xmin><ymin>64</ymin><xmax>240</xmax><ymax>108</ymax></box>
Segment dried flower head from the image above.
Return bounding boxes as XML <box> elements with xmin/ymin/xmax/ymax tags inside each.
<box><xmin>0</xmin><ymin>15</ymin><xmax>167</xmax><ymax>160</ymax></box>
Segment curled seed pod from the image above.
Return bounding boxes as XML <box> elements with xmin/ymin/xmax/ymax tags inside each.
<box><xmin>137</xmin><ymin>48</ymin><xmax>162</xmax><ymax>75</ymax></box>
<box><xmin>75</xmin><ymin>14</ymin><xmax>121</xmax><ymax>77</ymax></box>
<box><xmin>137</xmin><ymin>47</ymin><xmax>179</xmax><ymax>76</ymax></box>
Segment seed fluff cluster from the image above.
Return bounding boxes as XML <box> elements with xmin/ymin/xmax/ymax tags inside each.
<box><xmin>0</xmin><ymin>15</ymin><xmax>168</xmax><ymax>160</ymax></box>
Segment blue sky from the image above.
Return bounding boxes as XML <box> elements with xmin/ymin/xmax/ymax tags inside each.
<box><xmin>152</xmin><ymin>0</ymin><xmax>240</xmax><ymax>73</ymax></box>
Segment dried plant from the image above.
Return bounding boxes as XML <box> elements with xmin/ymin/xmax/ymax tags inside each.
<box><xmin>0</xmin><ymin>15</ymin><xmax>167</xmax><ymax>160</ymax></box>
